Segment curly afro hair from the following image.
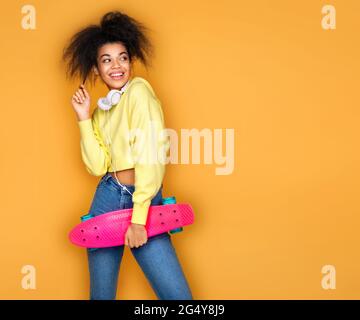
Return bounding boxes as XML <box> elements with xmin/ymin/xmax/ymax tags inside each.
<box><xmin>62</xmin><ymin>11</ymin><xmax>154</xmax><ymax>85</ymax></box>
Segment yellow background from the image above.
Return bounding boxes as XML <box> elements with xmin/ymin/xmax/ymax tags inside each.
<box><xmin>0</xmin><ymin>0</ymin><xmax>359</xmax><ymax>299</ymax></box>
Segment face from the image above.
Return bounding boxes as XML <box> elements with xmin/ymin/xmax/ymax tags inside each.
<box><xmin>94</xmin><ymin>42</ymin><xmax>132</xmax><ymax>90</ymax></box>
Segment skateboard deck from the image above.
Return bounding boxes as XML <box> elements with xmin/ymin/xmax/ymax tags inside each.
<box><xmin>69</xmin><ymin>203</ymin><xmax>194</xmax><ymax>248</ymax></box>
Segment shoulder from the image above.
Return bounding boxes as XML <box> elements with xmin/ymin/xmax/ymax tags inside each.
<box><xmin>127</xmin><ymin>76</ymin><xmax>157</xmax><ymax>100</ymax></box>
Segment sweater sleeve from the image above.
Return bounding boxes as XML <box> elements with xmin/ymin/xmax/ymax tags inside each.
<box><xmin>128</xmin><ymin>83</ymin><xmax>170</xmax><ymax>225</ymax></box>
<box><xmin>78</xmin><ymin>112</ymin><xmax>111</xmax><ymax>176</ymax></box>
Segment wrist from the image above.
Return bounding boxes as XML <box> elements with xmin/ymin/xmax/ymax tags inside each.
<box><xmin>77</xmin><ymin>113</ymin><xmax>90</xmax><ymax>121</ymax></box>
<box><xmin>131</xmin><ymin>223</ymin><xmax>145</xmax><ymax>228</ymax></box>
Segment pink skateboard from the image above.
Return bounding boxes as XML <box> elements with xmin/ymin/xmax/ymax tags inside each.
<box><xmin>69</xmin><ymin>196</ymin><xmax>194</xmax><ymax>249</ymax></box>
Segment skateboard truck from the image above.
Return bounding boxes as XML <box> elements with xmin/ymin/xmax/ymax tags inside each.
<box><xmin>80</xmin><ymin>214</ymin><xmax>97</xmax><ymax>252</ymax></box>
<box><xmin>162</xmin><ymin>196</ymin><xmax>183</xmax><ymax>234</ymax></box>
<box><xmin>80</xmin><ymin>213</ymin><xmax>94</xmax><ymax>222</ymax></box>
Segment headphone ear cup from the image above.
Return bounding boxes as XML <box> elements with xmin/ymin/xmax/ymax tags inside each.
<box><xmin>107</xmin><ymin>90</ymin><xmax>122</xmax><ymax>106</ymax></box>
<box><xmin>97</xmin><ymin>85</ymin><xmax>126</xmax><ymax>111</ymax></box>
<box><xmin>97</xmin><ymin>97</ymin><xmax>112</xmax><ymax>111</ymax></box>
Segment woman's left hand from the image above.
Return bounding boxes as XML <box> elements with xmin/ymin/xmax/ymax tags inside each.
<box><xmin>125</xmin><ymin>223</ymin><xmax>148</xmax><ymax>248</ymax></box>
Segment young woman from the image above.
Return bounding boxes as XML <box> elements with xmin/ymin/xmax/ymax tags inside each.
<box><xmin>63</xmin><ymin>11</ymin><xmax>193</xmax><ymax>300</ymax></box>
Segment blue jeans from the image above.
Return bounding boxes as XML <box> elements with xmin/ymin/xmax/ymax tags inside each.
<box><xmin>86</xmin><ymin>172</ymin><xmax>193</xmax><ymax>300</ymax></box>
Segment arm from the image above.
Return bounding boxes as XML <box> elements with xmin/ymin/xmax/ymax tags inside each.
<box><xmin>128</xmin><ymin>83</ymin><xmax>170</xmax><ymax>225</ymax></box>
<box><xmin>78</xmin><ymin>111</ymin><xmax>111</xmax><ymax>176</ymax></box>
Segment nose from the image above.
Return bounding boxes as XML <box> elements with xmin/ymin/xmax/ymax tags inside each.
<box><xmin>112</xmin><ymin>59</ymin><xmax>121</xmax><ymax>68</ymax></box>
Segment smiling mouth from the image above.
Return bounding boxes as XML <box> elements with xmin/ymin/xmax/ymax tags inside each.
<box><xmin>109</xmin><ymin>72</ymin><xmax>125</xmax><ymax>80</ymax></box>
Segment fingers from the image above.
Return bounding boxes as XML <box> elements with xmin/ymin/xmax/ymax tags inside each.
<box><xmin>76</xmin><ymin>89</ymin><xmax>85</xmax><ymax>102</ymax></box>
<box><xmin>72</xmin><ymin>93</ymin><xmax>81</xmax><ymax>104</ymax></box>
<box><xmin>126</xmin><ymin>235</ymin><xmax>147</xmax><ymax>249</ymax></box>
<box><xmin>125</xmin><ymin>226</ymin><xmax>148</xmax><ymax>249</ymax></box>
<box><xmin>72</xmin><ymin>85</ymin><xmax>88</xmax><ymax>105</ymax></box>
<box><xmin>134</xmin><ymin>236</ymin><xmax>147</xmax><ymax>248</ymax></box>
<box><xmin>125</xmin><ymin>234</ymin><xmax>129</xmax><ymax>247</ymax></box>
<box><xmin>141</xmin><ymin>238</ymin><xmax>148</xmax><ymax>247</ymax></box>
<box><xmin>72</xmin><ymin>91</ymin><xmax>83</xmax><ymax>104</ymax></box>
<box><xmin>129</xmin><ymin>236</ymin><xmax>134</xmax><ymax>249</ymax></box>
<box><xmin>80</xmin><ymin>84</ymin><xmax>90</xmax><ymax>99</ymax></box>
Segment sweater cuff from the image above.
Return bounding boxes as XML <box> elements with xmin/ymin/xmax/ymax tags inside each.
<box><xmin>78</xmin><ymin>118</ymin><xmax>93</xmax><ymax>140</ymax></box>
<box><xmin>131</xmin><ymin>201</ymin><xmax>151</xmax><ymax>225</ymax></box>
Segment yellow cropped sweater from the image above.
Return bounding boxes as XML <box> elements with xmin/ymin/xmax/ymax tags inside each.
<box><xmin>77</xmin><ymin>76</ymin><xmax>170</xmax><ymax>225</ymax></box>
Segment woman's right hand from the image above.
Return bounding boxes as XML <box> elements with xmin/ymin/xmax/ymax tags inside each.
<box><xmin>71</xmin><ymin>84</ymin><xmax>91</xmax><ymax>120</ymax></box>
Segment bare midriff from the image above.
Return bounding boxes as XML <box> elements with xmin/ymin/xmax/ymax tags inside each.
<box><xmin>110</xmin><ymin>168</ymin><xmax>135</xmax><ymax>185</ymax></box>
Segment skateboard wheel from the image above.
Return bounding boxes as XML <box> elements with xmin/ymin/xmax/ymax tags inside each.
<box><xmin>169</xmin><ymin>227</ymin><xmax>183</xmax><ymax>234</ymax></box>
<box><xmin>162</xmin><ymin>196</ymin><xmax>176</xmax><ymax>205</ymax></box>
<box><xmin>162</xmin><ymin>197</ymin><xmax>182</xmax><ymax>233</ymax></box>
<box><xmin>80</xmin><ymin>213</ymin><xmax>94</xmax><ymax>222</ymax></box>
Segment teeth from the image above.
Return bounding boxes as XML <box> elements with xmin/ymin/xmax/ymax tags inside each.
<box><xmin>111</xmin><ymin>73</ymin><xmax>124</xmax><ymax>76</ymax></box>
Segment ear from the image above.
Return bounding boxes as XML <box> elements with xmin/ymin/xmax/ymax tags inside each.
<box><xmin>93</xmin><ymin>66</ymin><xmax>99</xmax><ymax>76</ymax></box>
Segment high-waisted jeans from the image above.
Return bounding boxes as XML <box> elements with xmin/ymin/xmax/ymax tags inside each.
<box><xmin>86</xmin><ymin>172</ymin><xmax>193</xmax><ymax>300</ymax></box>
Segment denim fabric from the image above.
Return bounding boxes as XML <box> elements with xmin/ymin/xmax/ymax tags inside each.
<box><xmin>86</xmin><ymin>172</ymin><xmax>193</xmax><ymax>300</ymax></box>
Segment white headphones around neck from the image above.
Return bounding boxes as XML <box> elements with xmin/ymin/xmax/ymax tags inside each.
<box><xmin>97</xmin><ymin>79</ymin><xmax>131</xmax><ymax>110</ymax></box>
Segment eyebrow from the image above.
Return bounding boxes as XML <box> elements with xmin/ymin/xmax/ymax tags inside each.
<box><xmin>99</xmin><ymin>51</ymin><xmax>128</xmax><ymax>59</ymax></box>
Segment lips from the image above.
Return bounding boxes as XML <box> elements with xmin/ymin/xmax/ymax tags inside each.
<box><xmin>109</xmin><ymin>71</ymin><xmax>125</xmax><ymax>80</ymax></box>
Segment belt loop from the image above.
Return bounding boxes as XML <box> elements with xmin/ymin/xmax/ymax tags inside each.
<box><xmin>103</xmin><ymin>172</ymin><xmax>111</xmax><ymax>182</ymax></box>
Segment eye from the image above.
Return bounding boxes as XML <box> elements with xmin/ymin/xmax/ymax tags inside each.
<box><xmin>120</xmin><ymin>56</ymin><xmax>128</xmax><ymax>61</ymax></box>
<box><xmin>102</xmin><ymin>58</ymin><xmax>111</xmax><ymax>63</ymax></box>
